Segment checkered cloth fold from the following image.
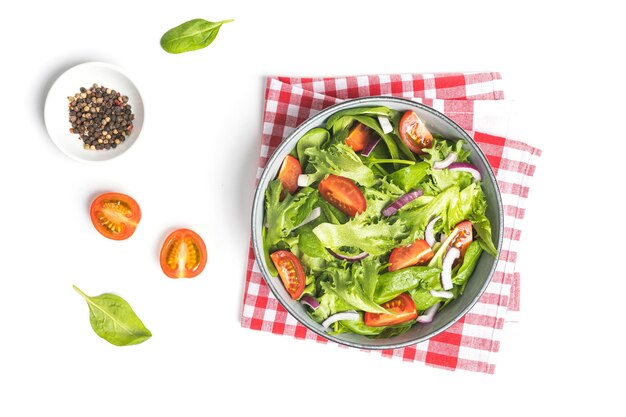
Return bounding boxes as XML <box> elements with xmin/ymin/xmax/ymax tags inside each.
<box><xmin>240</xmin><ymin>72</ymin><xmax>541</xmax><ymax>373</ymax></box>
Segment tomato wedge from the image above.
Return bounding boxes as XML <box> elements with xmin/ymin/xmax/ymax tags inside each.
<box><xmin>90</xmin><ymin>192</ymin><xmax>141</xmax><ymax>240</ymax></box>
<box><xmin>399</xmin><ymin>111</ymin><xmax>433</xmax><ymax>154</ymax></box>
<box><xmin>159</xmin><ymin>228</ymin><xmax>207</xmax><ymax>279</ymax></box>
<box><xmin>451</xmin><ymin>220</ymin><xmax>473</xmax><ymax>258</ymax></box>
<box><xmin>388</xmin><ymin>239</ymin><xmax>434</xmax><ymax>271</ymax></box>
<box><xmin>277</xmin><ymin>155</ymin><xmax>302</xmax><ymax>195</ymax></box>
<box><xmin>270</xmin><ymin>250</ymin><xmax>306</xmax><ymax>300</ymax></box>
<box><xmin>345</xmin><ymin>123</ymin><xmax>375</xmax><ymax>152</ymax></box>
<box><xmin>364</xmin><ymin>293</ymin><xmax>417</xmax><ymax>327</ymax></box>
<box><xmin>318</xmin><ymin>174</ymin><xmax>366</xmax><ymax>217</ymax></box>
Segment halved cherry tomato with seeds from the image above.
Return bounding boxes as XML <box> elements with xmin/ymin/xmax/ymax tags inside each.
<box><xmin>388</xmin><ymin>239</ymin><xmax>434</xmax><ymax>271</ymax></box>
<box><xmin>160</xmin><ymin>228</ymin><xmax>207</xmax><ymax>279</ymax></box>
<box><xmin>90</xmin><ymin>192</ymin><xmax>141</xmax><ymax>240</ymax></box>
<box><xmin>318</xmin><ymin>174</ymin><xmax>366</xmax><ymax>217</ymax></box>
<box><xmin>364</xmin><ymin>293</ymin><xmax>417</xmax><ymax>327</ymax></box>
<box><xmin>399</xmin><ymin>111</ymin><xmax>433</xmax><ymax>154</ymax></box>
<box><xmin>277</xmin><ymin>155</ymin><xmax>302</xmax><ymax>195</ymax></box>
<box><xmin>345</xmin><ymin>123</ymin><xmax>375</xmax><ymax>152</ymax></box>
<box><xmin>270</xmin><ymin>250</ymin><xmax>306</xmax><ymax>300</ymax></box>
<box><xmin>451</xmin><ymin>220</ymin><xmax>473</xmax><ymax>258</ymax></box>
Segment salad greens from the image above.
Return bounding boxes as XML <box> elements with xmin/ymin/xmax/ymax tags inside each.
<box><xmin>262</xmin><ymin>106</ymin><xmax>498</xmax><ymax>338</ymax></box>
<box><xmin>160</xmin><ymin>18</ymin><xmax>234</xmax><ymax>54</ymax></box>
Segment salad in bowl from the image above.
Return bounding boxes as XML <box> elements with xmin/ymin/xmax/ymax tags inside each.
<box><xmin>252</xmin><ymin>97</ymin><xmax>502</xmax><ymax>348</ymax></box>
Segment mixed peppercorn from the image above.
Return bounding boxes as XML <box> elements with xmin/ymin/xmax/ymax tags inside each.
<box><xmin>68</xmin><ymin>84</ymin><xmax>134</xmax><ymax>150</ymax></box>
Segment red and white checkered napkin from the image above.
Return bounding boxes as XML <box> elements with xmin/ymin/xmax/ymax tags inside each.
<box><xmin>240</xmin><ymin>72</ymin><xmax>541</xmax><ymax>373</ymax></box>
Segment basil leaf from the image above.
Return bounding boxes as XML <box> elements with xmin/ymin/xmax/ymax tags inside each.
<box><xmin>160</xmin><ymin>18</ymin><xmax>234</xmax><ymax>54</ymax></box>
<box><xmin>73</xmin><ymin>285</ymin><xmax>152</xmax><ymax>346</ymax></box>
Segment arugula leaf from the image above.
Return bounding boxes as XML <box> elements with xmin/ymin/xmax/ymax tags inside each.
<box><xmin>374</xmin><ymin>266</ymin><xmax>442</xmax><ymax>304</ymax></box>
<box><xmin>305</xmin><ymin>143</ymin><xmax>377</xmax><ymax>186</ymax></box>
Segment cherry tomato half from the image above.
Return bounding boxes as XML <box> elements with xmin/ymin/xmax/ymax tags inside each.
<box><xmin>364</xmin><ymin>293</ymin><xmax>417</xmax><ymax>327</ymax></box>
<box><xmin>270</xmin><ymin>250</ymin><xmax>306</xmax><ymax>300</ymax></box>
<box><xmin>159</xmin><ymin>228</ymin><xmax>207</xmax><ymax>279</ymax></box>
<box><xmin>90</xmin><ymin>192</ymin><xmax>141</xmax><ymax>240</ymax></box>
<box><xmin>388</xmin><ymin>239</ymin><xmax>434</xmax><ymax>271</ymax></box>
<box><xmin>345</xmin><ymin>123</ymin><xmax>375</xmax><ymax>152</ymax></box>
<box><xmin>277</xmin><ymin>155</ymin><xmax>302</xmax><ymax>195</ymax></box>
<box><xmin>318</xmin><ymin>174</ymin><xmax>366</xmax><ymax>217</ymax></box>
<box><xmin>399</xmin><ymin>111</ymin><xmax>433</xmax><ymax>154</ymax></box>
<box><xmin>451</xmin><ymin>220</ymin><xmax>473</xmax><ymax>258</ymax></box>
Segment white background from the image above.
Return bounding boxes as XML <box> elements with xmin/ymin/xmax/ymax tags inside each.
<box><xmin>1</xmin><ymin>1</ymin><xmax>623</xmax><ymax>415</ymax></box>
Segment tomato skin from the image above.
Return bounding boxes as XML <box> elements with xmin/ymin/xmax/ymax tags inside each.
<box><xmin>277</xmin><ymin>155</ymin><xmax>302</xmax><ymax>195</ymax></box>
<box><xmin>399</xmin><ymin>111</ymin><xmax>433</xmax><ymax>155</ymax></box>
<box><xmin>89</xmin><ymin>192</ymin><xmax>141</xmax><ymax>240</ymax></box>
<box><xmin>364</xmin><ymin>293</ymin><xmax>417</xmax><ymax>327</ymax></box>
<box><xmin>345</xmin><ymin>123</ymin><xmax>374</xmax><ymax>152</ymax></box>
<box><xmin>270</xmin><ymin>250</ymin><xmax>306</xmax><ymax>300</ymax></box>
<box><xmin>388</xmin><ymin>239</ymin><xmax>434</xmax><ymax>271</ymax></box>
<box><xmin>318</xmin><ymin>174</ymin><xmax>366</xmax><ymax>217</ymax></box>
<box><xmin>451</xmin><ymin>220</ymin><xmax>473</xmax><ymax>258</ymax></box>
<box><xmin>159</xmin><ymin>228</ymin><xmax>207</xmax><ymax>279</ymax></box>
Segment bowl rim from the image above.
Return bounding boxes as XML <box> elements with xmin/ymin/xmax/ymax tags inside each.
<box><xmin>250</xmin><ymin>96</ymin><xmax>503</xmax><ymax>350</ymax></box>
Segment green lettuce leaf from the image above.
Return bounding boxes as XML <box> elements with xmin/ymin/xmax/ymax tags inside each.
<box><xmin>323</xmin><ymin>265</ymin><xmax>389</xmax><ymax>314</ymax></box>
<box><xmin>305</xmin><ymin>143</ymin><xmax>377</xmax><ymax>186</ymax></box>
<box><xmin>470</xmin><ymin>214</ymin><xmax>498</xmax><ymax>256</ymax></box>
<box><xmin>409</xmin><ymin>288</ymin><xmax>441</xmax><ymax>311</ymax></box>
<box><xmin>297</xmin><ymin>127</ymin><xmax>329</xmax><ymax>167</ymax></box>
<box><xmin>264</xmin><ymin>180</ymin><xmax>318</xmax><ymax>249</ymax></box>
<box><xmin>313</xmin><ymin>214</ymin><xmax>407</xmax><ymax>256</ymax></box>
<box><xmin>398</xmin><ymin>185</ymin><xmax>460</xmax><ymax>241</ymax></box>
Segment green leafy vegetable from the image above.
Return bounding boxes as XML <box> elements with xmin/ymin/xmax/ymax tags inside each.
<box><xmin>374</xmin><ymin>266</ymin><xmax>442</xmax><ymax>304</ymax></box>
<box><xmin>471</xmin><ymin>214</ymin><xmax>498</xmax><ymax>256</ymax></box>
<box><xmin>323</xmin><ymin>266</ymin><xmax>389</xmax><ymax>314</ymax></box>
<box><xmin>73</xmin><ymin>285</ymin><xmax>151</xmax><ymax>346</ymax></box>
<box><xmin>264</xmin><ymin>180</ymin><xmax>317</xmax><ymax>249</ymax></box>
<box><xmin>313</xmin><ymin>214</ymin><xmax>406</xmax><ymax>256</ymax></box>
<box><xmin>409</xmin><ymin>288</ymin><xmax>442</xmax><ymax>311</ymax></box>
<box><xmin>160</xmin><ymin>18</ymin><xmax>233</xmax><ymax>54</ymax></box>
<box><xmin>297</xmin><ymin>128</ymin><xmax>329</xmax><ymax>167</ymax></box>
<box><xmin>453</xmin><ymin>241</ymin><xmax>483</xmax><ymax>286</ymax></box>
<box><xmin>387</xmin><ymin>162</ymin><xmax>430</xmax><ymax>192</ymax></box>
<box><xmin>305</xmin><ymin>144</ymin><xmax>376</xmax><ymax>186</ymax></box>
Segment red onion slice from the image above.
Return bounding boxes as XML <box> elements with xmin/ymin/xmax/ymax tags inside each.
<box><xmin>297</xmin><ymin>174</ymin><xmax>310</xmax><ymax>187</ymax></box>
<box><xmin>293</xmin><ymin>207</ymin><xmax>321</xmax><ymax>230</ymax></box>
<box><xmin>416</xmin><ymin>302</ymin><xmax>441</xmax><ymax>323</ymax></box>
<box><xmin>425</xmin><ymin>216</ymin><xmax>440</xmax><ymax>247</ymax></box>
<box><xmin>300</xmin><ymin>294</ymin><xmax>320</xmax><ymax>310</ymax></box>
<box><xmin>430</xmin><ymin>290</ymin><xmax>454</xmax><ymax>299</ymax></box>
<box><xmin>441</xmin><ymin>247</ymin><xmax>460</xmax><ymax>290</ymax></box>
<box><xmin>361</xmin><ymin>138</ymin><xmax>381</xmax><ymax>157</ymax></box>
<box><xmin>433</xmin><ymin>152</ymin><xmax>457</xmax><ymax>169</ymax></box>
<box><xmin>448</xmin><ymin>162</ymin><xmax>482</xmax><ymax>181</ymax></box>
<box><xmin>326</xmin><ymin>248</ymin><xmax>369</xmax><ymax>262</ymax></box>
<box><xmin>382</xmin><ymin>189</ymin><xmax>424</xmax><ymax>217</ymax></box>
<box><xmin>322</xmin><ymin>311</ymin><xmax>360</xmax><ymax>329</ymax></box>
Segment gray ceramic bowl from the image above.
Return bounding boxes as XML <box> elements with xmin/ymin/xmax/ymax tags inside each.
<box><xmin>251</xmin><ymin>96</ymin><xmax>503</xmax><ymax>350</ymax></box>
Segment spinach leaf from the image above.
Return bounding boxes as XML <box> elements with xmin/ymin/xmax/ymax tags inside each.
<box><xmin>298</xmin><ymin>228</ymin><xmax>329</xmax><ymax>259</ymax></box>
<box><xmin>325</xmin><ymin>107</ymin><xmax>397</xmax><ymax>130</ymax></box>
<box><xmin>160</xmin><ymin>18</ymin><xmax>234</xmax><ymax>54</ymax></box>
<box><xmin>452</xmin><ymin>241</ymin><xmax>483</xmax><ymax>286</ymax></box>
<box><xmin>410</xmin><ymin>288</ymin><xmax>441</xmax><ymax>311</ymax></box>
<box><xmin>374</xmin><ymin>266</ymin><xmax>441</xmax><ymax>304</ymax></box>
<box><xmin>387</xmin><ymin>162</ymin><xmax>430</xmax><ymax>192</ymax></box>
<box><xmin>73</xmin><ymin>285</ymin><xmax>152</xmax><ymax>346</ymax></box>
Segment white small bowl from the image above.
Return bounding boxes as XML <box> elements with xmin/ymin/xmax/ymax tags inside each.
<box><xmin>44</xmin><ymin>62</ymin><xmax>144</xmax><ymax>163</ymax></box>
